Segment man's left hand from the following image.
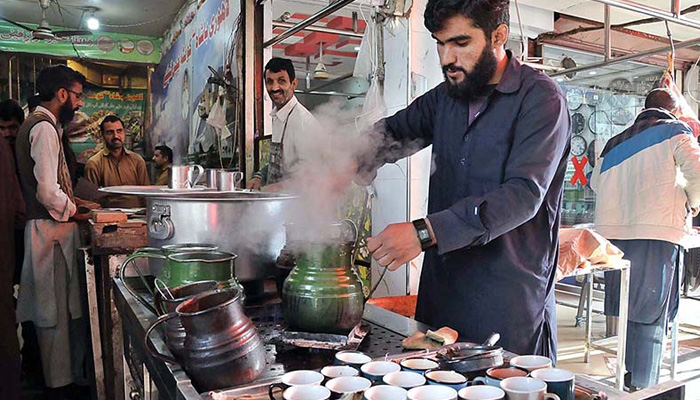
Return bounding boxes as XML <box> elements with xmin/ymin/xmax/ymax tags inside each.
<box><xmin>367</xmin><ymin>222</ymin><xmax>422</xmax><ymax>271</ymax></box>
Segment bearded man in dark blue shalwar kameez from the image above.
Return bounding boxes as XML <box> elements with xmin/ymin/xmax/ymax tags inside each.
<box><xmin>360</xmin><ymin>0</ymin><xmax>571</xmax><ymax>360</ymax></box>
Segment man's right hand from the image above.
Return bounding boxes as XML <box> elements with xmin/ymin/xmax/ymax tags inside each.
<box><xmin>246</xmin><ymin>176</ymin><xmax>263</xmax><ymax>190</ymax></box>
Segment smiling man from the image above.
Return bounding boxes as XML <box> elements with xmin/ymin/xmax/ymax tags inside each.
<box><xmin>357</xmin><ymin>0</ymin><xmax>571</xmax><ymax>358</ymax></box>
<box><xmin>85</xmin><ymin>115</ymin><xmax>149</xmax><ymax>207</ymax></box>
<box><xmin>247</xmin><ymin>57</ymin><xmax>323</xmax><ymax>190</ymax></box>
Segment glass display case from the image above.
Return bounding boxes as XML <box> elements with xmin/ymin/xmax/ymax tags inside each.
<box><xmin>543</xmin><ymin>45</ymin><xmax>667</xmax><ymax>225</ymax></box>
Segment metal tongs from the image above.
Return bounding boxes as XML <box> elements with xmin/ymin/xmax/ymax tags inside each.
<box><xmin>437</xmin><ymin>332</ymin><xmax>502</xmax><ymax>362</ymax></box>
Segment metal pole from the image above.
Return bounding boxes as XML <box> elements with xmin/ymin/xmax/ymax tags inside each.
<box><xmin>616</xmin><ymin>262</ymin><xmax>630</xmax><ymax>391</ymax></box>
<box><xmin>244</xmin><ymin>0</ymin><xmax>256</xmax><ymax>179</ymax></box>
<box><xmin>590</xmin><ymin>0</ymin><xmax>700</xmax><ymax>31</ymax></box>
<box><xmin>550</xmin><ymin>35</ymin><xmax>700</xmax><ymax>77</ymax></box>
<box><xmin>264</xmin><ymin>0</ymin><xmax>357</xmax><ymax>47</ymax></box>
<box><xmin>672</xmin><ymin>0</ymin><xmax>681</xmax><ymax>17</ymax></box>
<box><xmin>604</xmin><ymin>5</ymin><xmax>612</xmax><ymax>61</ymax></box>
<box><xmin>8</xmin><ymin>56</ymin><xmax>13</xmax><ymax>100</ymax></box>
<box><xmin>271</xmin><ymin>21</ymin><xmax>364</xmax><ymax>39</ymax></box>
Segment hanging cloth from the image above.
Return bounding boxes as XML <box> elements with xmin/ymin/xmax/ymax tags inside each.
<box><xmin>658</xmin><ymin>26</ymin><xmax>700</xmax><ymax>137</ymax></box>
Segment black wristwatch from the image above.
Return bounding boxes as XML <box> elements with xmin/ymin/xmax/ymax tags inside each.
<box><xmin>412</xmin><ymin>218</ymin><xmax>433</xmax><ymax>251</ymax></box>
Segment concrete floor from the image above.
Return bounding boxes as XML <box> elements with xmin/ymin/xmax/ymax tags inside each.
<box><xmin>555</xmin><ymin>290</ymin><xmax>700</xmax><ymax>399</ymax></box>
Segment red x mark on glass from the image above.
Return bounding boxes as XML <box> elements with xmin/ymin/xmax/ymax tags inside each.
<box><xmin>570</xmin><ymin>156</ymin><xmax>588</xmax><ymax>186</ymax></box>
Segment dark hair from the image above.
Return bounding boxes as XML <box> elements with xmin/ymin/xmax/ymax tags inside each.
<box><xmin>264</xmin><ymin>57</ymin><xmax>296</xmax><ymax>82</ymax></box>
<box><xmin>0</xmin><ymin>99</ymin><xmax>24</xmax><ymax>124</ymax></box>
<box><xmin>36</xmin><ymin>65</ymin><xmax>86</xmax><ymax>102</ymax></box>
<box><xmin>645</xmin><ymin>88</ymin><xmax>678</xmax><ymax>112</ymax></box>
<box><xmin>424</xmin><ymin>0</ymin><xmax>510</xmax><ymax>38</ymax></box>
<box><xmin>28</xmin><ymin>94</ymin><xmax>41</xmax><ymax>111</ymax></box>
<box><xmin>100</xmin><ymin>114</ymin><xmax>124</xmax><ymax>133</ymax></box>
<box><xmin>155</xmin><ymin>145</ymin><xmax>173</xmax><ymax>162</ymax></box>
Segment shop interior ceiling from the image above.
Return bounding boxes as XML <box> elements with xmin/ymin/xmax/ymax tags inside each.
<box><xmin>0</xmin><ymin>0</ymin><xmax>190</xmax><ymax>37</ymax></box>
<box><xmin>523</xmin><ymin>0</ymin><xmax>700</xmax><ymax>68</ymax></box>
<box><xmin>269</xmin><ymin>0</ymin><xmax>366</xmax><ymax>81</ymax></box>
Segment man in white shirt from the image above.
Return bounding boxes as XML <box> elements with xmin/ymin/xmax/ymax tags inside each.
<box><xmin>247</xmin><ymin>57</ymin><xmax>324</xmax><ymax>190</ymax></box>
<box><xmin>15</xmin><ymin>65</ymin><xmax>95</xmax><ymax>398</ymax></box>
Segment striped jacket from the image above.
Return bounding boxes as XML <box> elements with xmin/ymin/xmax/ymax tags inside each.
<box><xmin>590</xmin><ymin>108</ymin><xmax>700</xmax><ymax>245</ymax></box>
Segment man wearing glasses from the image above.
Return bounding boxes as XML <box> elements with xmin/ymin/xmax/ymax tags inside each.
<box><xmin>14</xmin><ymin>65</ymin><xmax>95</xmax><ymax>398</ymax></box>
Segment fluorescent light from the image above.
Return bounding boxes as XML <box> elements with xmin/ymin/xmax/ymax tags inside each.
<box><xmin>588</xmin><ymin>71</ymin><xmax>597</xmax><ymax>75</ymax></box>
<box><xmin>87</xmin><ymin>16</ymin><xmax>99</xmax><ymax>30</ymax></box>
<box><xmin>354</xmin><ymin>46</ymin><xmax>361</xmax><ymax>51</ymax></box>
<box><xmin>556</xmin><ymin>78</ymin><xmax>564</xmax><ymax>82</ymax></box>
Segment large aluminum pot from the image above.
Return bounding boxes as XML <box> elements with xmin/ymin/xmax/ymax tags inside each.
<box><xmin>145</xmin><ymin>191</ymin><xmax>293</xmax><ymax>282</ymax></box>
<box><xmin>99</xmin><ymin>187</ymin><xmax>293</xmax><ymax>282</ymax></box>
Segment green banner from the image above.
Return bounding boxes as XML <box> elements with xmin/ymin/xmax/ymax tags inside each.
<box><xmin>0</xmin><ymin>22</ymin><xmax>161</xmax><ymax>64</ymax></box>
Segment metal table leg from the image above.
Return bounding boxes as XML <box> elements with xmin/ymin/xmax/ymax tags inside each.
<box><xmin>81</xmin><ymin>248</ymin><xmax>107</xmax><ymax>400</ymax></box>
<box><xmin>670</xmin><ymin>253</ymin><xmax>682</xmax><ymax>380</ymax></box>
<box><xmin>585</xmin><ymin>273</ymin><xmax>592</xmax><ymax>363</ymax></box>
<box><xmin>616</xmin><ymin>265</ymin><xmax>629</xmax><ymax>391</ymax></box>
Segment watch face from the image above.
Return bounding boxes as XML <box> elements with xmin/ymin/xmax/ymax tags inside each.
<box><xmin>571</xmin><ymin>112</ymin><xmax>585</xmax><ymax>134</ymax></box>
<box><xmin>611</xmin><ymin>108</ymin><xmax>634</xmax><ymax>125</ymax></box>
<box><xmin>566</xmin><ymin>87</ymin><xmax>584</xmax><ymax>111</ymax></box>
<box><xmin>588</xmin><ymin>110</ymin><xmax>611</xmax><ymax>135</ymax></box>
<box><xmin>418</xmin><ymin>229</ymin><xmax>430</xmax><ymax>241</ymax></box>
<box><xmin>571</xmin><ymin>135</ymin><xmax>588</xmax><ymax>157</ymax></box>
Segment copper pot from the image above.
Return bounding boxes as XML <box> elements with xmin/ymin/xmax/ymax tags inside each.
<box><xmin>153</xmin><ymin>280</ymin><xmax>219</xmax><ymax>360</ymax></box>
<box><xmin>146</xmin><ymin>288</ymin><xmax>266</xmax><ymax>391</ymax></box>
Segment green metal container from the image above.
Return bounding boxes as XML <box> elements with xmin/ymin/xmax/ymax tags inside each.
<box><xmin>282</xmin><ymin>240</ymin><xmax>365</xmax><ymax>334</ymax></box>
<box><xmin>120</xmin><ymin>245</ymin><xmax>242</xmax><ymax>314</ymax></box>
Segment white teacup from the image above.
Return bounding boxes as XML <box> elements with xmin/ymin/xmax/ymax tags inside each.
<box><xmin>509</xmin><ymin>355</ymin><xmax>553</xmax><ymax>372</ymax></box>
<box><xmin>500</xmin><ymin>377</ymin><xmax>560</xmax><ymax>400</ymax></box>
<box><xmin>361</xmin><ymin>361</ymin><xmax>401</xmax><ymax>382</ymax></box>
<box><xmin>322</xmin><ymin>365</ymin><xmax>360</xmax><ymax>381</ymax></box>
<box><xmin>407</xmin><ymin>385</ymin><xmax>458</xmax><ymax>400</ymax></box>
<box><xmin>363</xmin><ymin>385</ymin><xmax>408</xmax><ymax>400</ymax></box>
<box><xmin>281</xmin><ymin>385</ymin><xmax>331</xmax><ymax>400</ymax></box>
<box><xmin>400</xmin><ymin>357</ymin><xmax>440</xmax><ymax>373</ymax></box>
<box><xmin>382</xmin><ymin>371</ymin><xmax>426</xmax><ymax>389</ymax></box>
<box><xmin>458</xmin><ymin>386</ymin><xmax>506</xmax><ymax>400</ymax></box>
<box><xmin>325</xmin><ymin>376</ymin><xmax>372</xmax><ymax>398</ymax></box>
<box><xmin>269</xmin><ymin>369</ymin><xmax>324</xmax><ymax>397</ymax></box>
<box><xmin>281</xmin><ymin>370</ymin><xmax>324</xmax><ymax>386</ymax></box>
<box><xmin>335</xmin><ymin>351</ymin><xmax>372</xmax><ymax>368</ymax></box>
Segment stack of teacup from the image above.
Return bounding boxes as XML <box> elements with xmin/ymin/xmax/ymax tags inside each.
<box><xmin>268</xmin><ymin>351</ymin><xmax>575</xmax><ymax>400</ymax></box>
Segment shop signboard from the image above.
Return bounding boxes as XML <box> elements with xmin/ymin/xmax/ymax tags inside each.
<box><xmin>151</xmin><ymin>0</ymin><xmax>238</xmax><ymax>160</ymax></box>
<box><xmin>0</xmin><ymin>21</ymin><xmax>161</xmax><ymax>64</ymax></box>
<box><xmin>67</xmin><ymin>88</ymin><xmax>147</xmax><ymax>163</ymax></box>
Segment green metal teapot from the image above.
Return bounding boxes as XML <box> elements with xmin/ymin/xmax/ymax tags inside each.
<box><xmin>281</xmin><ymin>220</ymin><xmax>367</xmax><ymax>334</ymax></box>
<box><xmin>120</xmin><ymin>244</ymin><xmax>243</xmax><ymax>314</ymax></box>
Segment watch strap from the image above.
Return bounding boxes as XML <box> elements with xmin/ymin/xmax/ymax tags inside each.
<box><xmin>412</xmin><ymin>219</ymin><xmax>433</xmax><ymax>251</ymax></box>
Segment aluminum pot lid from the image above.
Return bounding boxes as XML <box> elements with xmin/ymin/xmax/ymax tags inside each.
<box><xmin>99</xmin><ymin>185</ymin><xmax>295</xmax><ymax>201</ymax></box>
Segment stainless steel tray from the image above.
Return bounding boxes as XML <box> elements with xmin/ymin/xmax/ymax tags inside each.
<box><xmin>99</xmin><ymin>185</ymin><xmax>295</xmax><ymax>200</ymax></box>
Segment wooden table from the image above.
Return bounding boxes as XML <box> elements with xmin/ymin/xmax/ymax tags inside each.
<box><xmin>84</xmin><ymin>218</ymin><xmax>147</xmax><ymax>400</ymax></box>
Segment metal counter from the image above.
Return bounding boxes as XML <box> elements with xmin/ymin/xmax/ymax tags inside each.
<box><xmin>113</xmin><ymin>277</ymin><xmax>684</xmax><ymax>400</ymax></box>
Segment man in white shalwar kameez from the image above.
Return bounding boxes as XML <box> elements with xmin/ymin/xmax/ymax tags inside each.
<box><xmin>15</xmin><ymin>65</ymin><xmax>95</xmax><ymax>396</ymax></box>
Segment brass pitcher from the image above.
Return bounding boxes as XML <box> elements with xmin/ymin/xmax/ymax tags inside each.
<box><xmin>145</xmin><ymin>288</ymin><xmax>266</xmax><ymax>391</ymax></box>
<box><xmin>153</xmin><ymin>280</ymin><xmax>219</xmax><ymax>360</ymax></box>
<box><xmin>281</xmin><ymin>221</ymin><xmax>365</xmax><ymax>334</ymax></box>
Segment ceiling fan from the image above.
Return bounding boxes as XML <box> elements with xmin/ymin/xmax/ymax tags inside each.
<box><xmin>0</xmin><ymin>0</ymin><xmax>91</xmax><ymax>40</ymax></box>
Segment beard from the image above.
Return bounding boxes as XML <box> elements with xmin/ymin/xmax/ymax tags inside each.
<box><xmin>58</xmin><ymin>101</ymin><xmax>76</xmax><ymax>125</ymax></box>
<box><xmin>443</xmin><ymin>45</ymin><xmax>498</xmax><ymax>102</ymax></box>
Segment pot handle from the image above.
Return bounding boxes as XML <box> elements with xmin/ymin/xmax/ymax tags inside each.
<box><xmin>268</xmin><ymin>383</ymin><xmax>285</xmax><ymax>400</ymax></box>
<box><xmin>144</xmin><ymin>312</ymin><xmax>179</xmax><ymax>364</ymax></box>
<box><xmin>544</xmin><ymin>394</ymin><xmax>561</xmax><ymax>400</ymax></box>
<box><xmin>119</xmin><ymin>251</ymin><xmax>166</xmax><ymax>314</ymax></box>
